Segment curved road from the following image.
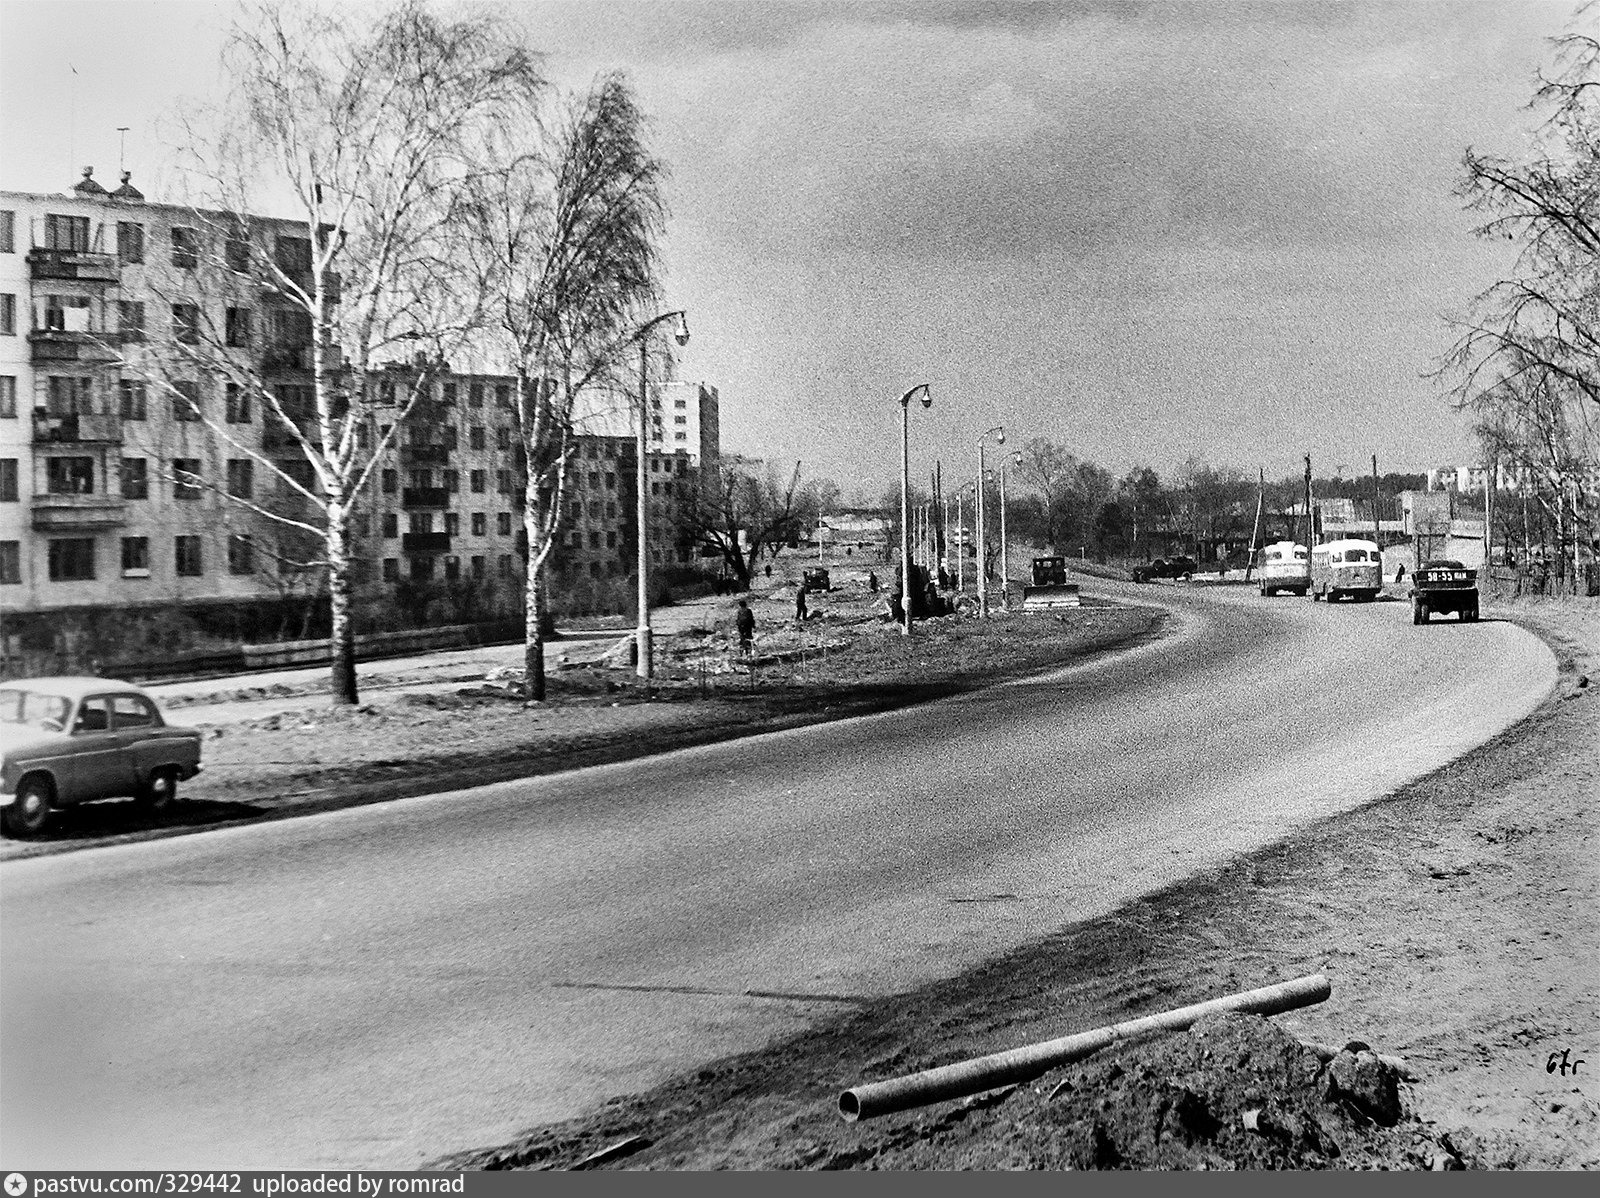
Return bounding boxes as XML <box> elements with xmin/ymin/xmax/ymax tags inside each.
<box><xmin>0</xmin><ymin>582</ymin><xmax>1556</xmax><ymax>1168</ymax></box>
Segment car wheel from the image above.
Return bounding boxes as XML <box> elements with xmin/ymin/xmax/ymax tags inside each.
<box><xmin>2</xmin><ymin>775</ymin><xmax>54</xmax><ymax>838</ymax></box>
<box><xmin>138</xmin><ymin>766</ymin><xmax>181</xmax><ymax>813</ymax></box>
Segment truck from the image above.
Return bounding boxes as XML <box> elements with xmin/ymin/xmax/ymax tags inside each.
<box><xmin>1410</xmin><ymin>559</ymin><xmax>1479</xmax><ymax>624</ymax></box>
<box><xmin>1021</xmin><ymin>556</ymin><xmax>1080</xmax><ymax>610</ymax></box>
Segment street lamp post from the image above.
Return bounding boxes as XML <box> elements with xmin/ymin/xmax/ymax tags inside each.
<box><xmin>976</xmin><ymin>426</ymin><xmax>1005</xmax><ymax>618</ymax></box>
<box><xmin>954</xmin><ymin>484</ymin><xmax>970</xmax><ymax>594</ymax></box>
<box><xmin>1000</xmin><ymin>450</ymin><xmax>1021</xmax><ymax>609</ymax></box>
<box><xmin>633</xmin><ymin>310</ymin><xmax>690</xmax><ymax>680</ymax></box>
<box><xmin>898</xmin><ymin>383</ymin><xmax>933</xmax><ymax>636</ymax></box>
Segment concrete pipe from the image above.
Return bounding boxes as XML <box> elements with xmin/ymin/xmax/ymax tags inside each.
<box><xmin>838</xmin><ymin>973</ymin><xmax>1331</xmax><ymax>1122</ymax></box>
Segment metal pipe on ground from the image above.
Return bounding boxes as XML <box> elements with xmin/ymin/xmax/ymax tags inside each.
<box><xmin>838</xmin><ymin>973</ymin><xmax>1331</xmax><ymax>1122</ymax></box>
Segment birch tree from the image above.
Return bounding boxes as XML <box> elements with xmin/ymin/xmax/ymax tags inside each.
<box><xmin>142</xmin><ymin>0</ymin><xmax>538</xmax><ymax>703</ymax></box>
<box><xmin>461</xmin><ymin>72</ymin><xmax>668</xmax><ymax>700</ymax></box>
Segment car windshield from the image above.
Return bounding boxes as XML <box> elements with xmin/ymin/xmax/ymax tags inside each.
<box><xmin>0</xmin><ymin>689</ymin><xmax>73</xmax><ymax>729</ymax></box>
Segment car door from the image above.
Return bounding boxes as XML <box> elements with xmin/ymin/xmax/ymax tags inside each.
<box><xmin>112</xmin><ymin>693</ymin><xmax>165</xmax><ymax>787</ymax></box>
<box><xmin>68</xmin><ymin>696</ymin><xmax>135</xmax><ymax>802</ymax></box>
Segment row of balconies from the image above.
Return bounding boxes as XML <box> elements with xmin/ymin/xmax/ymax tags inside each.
<box><xmin>29</xmin><ymin>494</ymin><xmax>127</xmax><ymax>531</ymax></box>
<box><xmin>26</xmin><ymin>247</ymin><xmax>342</xmax><ymax>299</ymax></box>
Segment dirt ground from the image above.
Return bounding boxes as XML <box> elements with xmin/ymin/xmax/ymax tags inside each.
<box><xmin>423</xmin><ymin>592</ymin><xmax>1598</xmax><ymax>1172</ymax></box>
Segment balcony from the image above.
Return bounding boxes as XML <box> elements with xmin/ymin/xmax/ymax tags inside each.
<box><xmin>401</xmin><ymin>487</ymin><xmax>450</xmax><ymax>509</ymax></box>
<box><xmin>33</xmin><ymin>412</ymin><xmax>123</xmax><ymax>444</ymax></box>
<box><xmin>400</xmin><ymin>444</ymin><xmax>452</xmax><ymax>464</ymax></box>
<box><xmin>261</xmin><ymin>270</ymin><xmax>342</xmax><ymax>304</ymax></box>
<box><xmin>28</xmin><ymin>247</ymin><xmax>120</xmax><ymax>283</ymax></box>
<box><xmin>401</xmin><ymin>532</ymin><xmax>452</xmax><ymax>553</ymax></box>
<box><xmin>28</xmin><ymin>329</ymin><xmax>120</xmax><ymax>364</ymax></box>
<box><xmin>262</xmin><ymin>344</ymin><xmax>315</xmax><ymax>372</ymax></box>
<box><xmin>32</xmin><ymin>494</ymin><xmax>127</xmax><ymax>530</ymax></box>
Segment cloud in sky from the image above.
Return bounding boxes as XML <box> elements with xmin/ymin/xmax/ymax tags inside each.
<box><xmin>0</xmin><ymin>0</ymin><xmax>1585</xmax><ymax>492</ymax></box>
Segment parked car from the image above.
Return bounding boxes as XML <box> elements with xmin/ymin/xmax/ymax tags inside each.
<box><xmin>0</xmin><ymin>677</ymin><xmax>204</xmax><ymax>838</ymax></box>
<box><xmin>1410</xmin><ymin>559</ymin><xmax>1480</xmax><ymax>624</ymax></box>
<box><xmin>802</xmin><ymin>566</ymin><xmax>832</xmax><ymax>593</ymax></box>
<box><xmin>1131</xmin><ymin>556</ymin><xmax>1198</xmax><ymax>583</ymax></box>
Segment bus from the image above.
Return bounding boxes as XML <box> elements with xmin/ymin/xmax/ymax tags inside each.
<box><xmin>1309</xmin><ymin>538</ymin><xmax>1382</xmax><ymax>603</ymax></box>
<box><xmin>1256</xmin><ymin>540</ymin><xmax>1309</xmax><ymax>597</ymax></box>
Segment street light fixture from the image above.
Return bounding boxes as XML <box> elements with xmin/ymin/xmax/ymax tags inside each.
<box><xmin>633</xmin><ymin>310</ymin><xmax>690</xmax><ymax>680</ymax></box>
<box><xmin>976</xmin><ymin>426</ymin><xmax>1005</xmax><ymax>618</ymax></box>
<box><xmin>898</xmin><ymin>383</ymin><xmax>933</xmax><ymax>636</ymax></box>
<box><xmin>1000</xmin><ymin>449</ymin><xmax>1021</xmax><ymax>609</ymax></box>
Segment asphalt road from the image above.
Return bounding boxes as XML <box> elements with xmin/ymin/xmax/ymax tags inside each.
<box><xmin>0</xmin><ymin>582</ymin><xmax>1556</xmax><ymax>1169</ymax></box>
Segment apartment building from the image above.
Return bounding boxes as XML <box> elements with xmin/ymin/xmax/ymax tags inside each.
<box><xmin>1</xmin><ymin>172</ymin><xmax>720</xmax><ymax>663</ymax></box>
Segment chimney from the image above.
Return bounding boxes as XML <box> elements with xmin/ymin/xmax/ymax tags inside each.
<box><xmin>111</xmin><ymin>171</ymin><xmax>145</xmax><ymax>203</ymax></box>
<box><xmin>73</xmin><ymin>166</ymin><xmax>109</xmax><ymax>197</ymax></box>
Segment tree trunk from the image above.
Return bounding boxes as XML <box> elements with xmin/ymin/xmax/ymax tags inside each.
<box><xmin>523</xmin><ymin>540</ymin><xmax>546</xmax><ymax>701</ymax></box>
<box><xmin>327</xmin><ymin>510</ymin><xmax>359</xmax><ymax>705</ymax></box>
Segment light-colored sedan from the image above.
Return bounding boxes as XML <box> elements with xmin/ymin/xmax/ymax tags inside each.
<box><xmin>0</xmin><ymin>677</ymin><xmax>204</xmax><ymax>838</ymax></box>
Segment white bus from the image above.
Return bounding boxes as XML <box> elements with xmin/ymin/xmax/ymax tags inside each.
<box><xmin>1256</xmin><ymin>540</ymin><xmax>1309</xmax><ymax>597</ymax></box>
<box><xmin>1309</xmin><ymin>538</ymin><xmax>1382</xmax><ymax>603</ymax></box>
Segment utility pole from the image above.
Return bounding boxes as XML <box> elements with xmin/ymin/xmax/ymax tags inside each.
<box><xmin>1245</xmin><ymin>466</ymin><xmax>1265</xmax><ymax>581</ymax></box>
<box><xmin>1371</xmin><ymin>453</ymin><xmax>1382</xmax><ymax>576</ymax></box>
<box><xmin>1303</xmin><ymin>454</ymin><xmax>1314</xmax><ymax>548</ymax></box>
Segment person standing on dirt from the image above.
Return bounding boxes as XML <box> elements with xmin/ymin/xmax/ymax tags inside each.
<box><xmin>795</xmin><ymin>584</ymin><xmax>809</xmax><ymax>622</ymax></box>
<box><xmin>736</xmin><ymin>599</ymin><xmax>755</xmax><ymax>656</ymax></box>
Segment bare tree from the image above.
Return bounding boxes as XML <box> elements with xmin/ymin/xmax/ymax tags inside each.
<box><xmin>690</xmin><ymin>459</ymin><xmax>805</xmax><ymax>590</ymax></box>
<box><xmin>460</xmin><ymin>71</ymin><xmax>669</xmax><ymax>700</ymax></box>
<box><xmin>1441</xmin><ymin>9</ymin><xmax>1600</xmax><ymax>590</ymax></box>
<box><xmin>137</xmin><ymin>0</ymin><xmax>538</xmax><ymax>703</ymax></box>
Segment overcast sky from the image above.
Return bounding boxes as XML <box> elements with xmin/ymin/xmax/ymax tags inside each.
<box><xmin>0</xmin><ymin>0</ymin><xmax>1584</xmax><ymax>496</ymax></box>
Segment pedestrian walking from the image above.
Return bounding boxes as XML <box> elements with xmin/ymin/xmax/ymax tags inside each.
<box><xmin>795</xmin><ymin>584</ymin><xmax>809</xmax><ymax>622</ymax></box>
<box><xmin>735</xmin><ymin>599</ymin><xmax>755</xmax><ymax>656</ymax></box>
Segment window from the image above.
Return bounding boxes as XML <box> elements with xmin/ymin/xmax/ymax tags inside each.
<box><xmin>171</xmin><ymin>226</ymin><xmax>199</xmax><ymax>269</ymax></box>
<box><xmin>471</xmin><ymin>511</ymin><xmax>486</xmax><ymax>536</ymax></box>
<box><xmin>172</xmin><ymin>458</ymin><xmax>202</xmax><ymax>500</ymax></box>
<box><xmin>441</xmin><ymin>381</ymin><xmax>457</xmax><ymax>406</ymax></box>
<box><xmin>46</xmin><ymin>457</ymin><xmax>95</xmax><ymax>495</ymax></box>
<box><xmin>470</xmin><ymin>555</ymin><xmax>485</xmax><ymax>578</ymax></box>
<box><xmin>674</xmin><ymin>399</ymin><xmax>687</xmax><ymax>410</ymax></box>
<box><xmin>499</xmin><ymin>554</ymin><xmax>512</xmax><ymax>577</ymax></box>
<box><xmin>0</xmin><ymin>210</ymin><xmax>12</xmax><ymax>253</ymax></box>
<box><xmin>381</xmin><ymin>469</ymin><xmax>397</xmax><ymax>494</ymax></box>
<box><xmin>172</xmin><ymin>379</ymin><xmax>201</xmax><ymax>421</ymax></box>
<box><xmin>225</xmin><ymin>384</ymin><xmax>251</xmax><ymax>423</ymax></box>
<box><xmin>228</xmin><ymin>534</ymin><xmax>255</xmax><ymax>575</ymax></box>
<box><xmin>589</xmin><ymin>531</ymin><xmax>600</xmax><ymax>549</ymax></box>
<box><xmin>444</xmin><ymin>513</ymin><xmax>460</xmax><ymax>536</ymax></box>
<box><xmin>382</xmin><ymin>513</ymin><xmax>398</xmax><ymax>538</ymax></box>
<box><xmin>120</xmin><ymin>458</ymin><xmax>148</xmax><ymax>500</ymax></box>
<box><xmin>121</xmin><ymin>536</ymin><xmax>149</xmax><ymax>577</ymax></box>
<box><xmin>469</xmin><ymin>426</ymin><xmax>486</xmax><ymax>450</ymax></box>
<box><xmin>0</xmin><ymin>459</ymin><xmax>15</xmax><ymax>501</ymax></box>
<box><xmin>354</xmin><ymin>514</ymin><xmax>370</xmax><ymax>539</ymax></box>
<box><xmin>225</xmin><ymin>307</ymin><xmax>251</xmax><ymax>348</ymax></box>
<box><xmin>227</xmin><ymin>459</ymin><xmax>253</xmax><ymax>500</ymax></box>
<box><xmin>0</xmin><ymin>541</ymin><xmax>19</xmax><ymax>585</ymax></box>
<box><xmin>275</xmin><ymin>236</ymin><xmax>312</xmax><ymax>276</ymax></box>
<box><xmin>469</xmin><ymin>469</ymin><xmax>485</xmax><ymax>493</ymax></box>
<box><xmin>225</xmin><ymin>227</ymin><xmax>251</xmax><ymax>272</ymax></box>
<box><xmin>443</xmin><ymin>469</ymin><xmax>459</xmax><ymax>493</ymax></box>
<box><xmin>119</xmin><ymin>380</ymin><xmax>147</xmax><ymax>420</ymax></box>
<box><xmin>117</xmin><ymin>221</ymin><xmax>144</xmax><ymax>264</ymax></box>
<box><xmin>382</xmin><ymin>558</ymin><xmax>399</xmax><ymax>581</ymax></box>
<box><xmin>0</xmin><ymin>376</ymin><xmax>14</xmax><ymax>418</ymax></box>
<box><xmin>606</xmin><ymin>530</ymin><xmax>617</xmax><ymax>549</ymax></box>
<box><xmin>674</xmin><ymin>415</ymin><xmax>687</xmax><ymax>425</ymax></box>
<box><xmin>0</xmin><ymin>294</ymin><xmax>14</xmax><ymax>336</ymax></box>
<box><xmin>409</xmin><ymin>469</ymin><xmax>433</xmax><ymax>490</ymax></box>
<box><xmin>41</xmin><ymin>293</ymin><xmax>89</xmax><ymax>332</ymax></box>
<box><xmin>175</xmin><ymin>535</ymin><xmax>203</xmax><ymax>576</ymax></box>
<box><xmin>408</xmin><ymin>512</ymin><xmax>434</xmax><ymax>535</ymax></box>
<box><xmin>496</xmin><ymin>470</ymin><xmax>511</xmax><ymax>493</ymax></box>
<box><xmin>444</xmin><ymin>555</ymin><xmax>460</xmax><ymax>581</ymax></box>
<box><xmin>118</xmin><ymin>301</ymin><xmax>145</xmax><ymax>342</ymax></box>
<box><xmin>112</xmin><ymin>695</ymin><xmax>158</xmax><ymax>729</ymax></box>
<box><xmin>495</xmin><ymin>384</ymin><xmax>512</xmax><ymax>409</ymax></box>
<box><xmin>497</xmin><ymin>512</ymin><xmax>512</xmax><ymax>536</ymax></box>
<box><xmin>44</xmin><ymin>214</ymin><xmax>90</xmax><ymax>252</ymax></box>
<box><xmin>605</xmin><ymin>472</ymin><xmax>616</xmax><ymax>490</ymax></box>
<box><xmin>410</xmin><ymin>556</ymin><xmax>434</xmax><ymax>581</ymax></box>
<box><xmin>48</xmin><ymin>538</ymin><xmax>95</xmax><ymax>581</ymax></box>
<box><xmin>468</xmin><ymin>383</ymin><xmax>484</xmax><ymax>408</ymax></box>
<box><xmin>172</xmin><ymin>303</ymin><xmax>200</xmax><ymax>344</ymax></box>
<box><xmin>496</xmin><ymin>426</ymin><xmax>510</xmax><ymax>450</ymax></box>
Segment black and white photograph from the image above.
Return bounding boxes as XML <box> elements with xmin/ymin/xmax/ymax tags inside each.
<box><xmin>0</xmin><ymin>0</ymin><xmax>1596</xmax><ymax>1174</ymax></box>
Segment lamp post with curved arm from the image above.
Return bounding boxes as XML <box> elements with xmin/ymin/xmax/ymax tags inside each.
<box><xmin>898</xmin><ymin>383</ymin><xmax>932</xmax><ymax>636</ymax></box>
<box><xmin>633</xmin><ymin>310</ymin><xmax>690</xmax><ymax>679</ymax></box>
<box><xmin>976</xmin><ymin>426</ymin><xmax>1005</xmax><ymax>618</ymax></box>
<box><xmin>1000</xmin><ymin>449</ymin><xmax>1022</xmax><ymax>609</ymax></box>
<box><xmin>952</xmin><ymin>481</ymin><xmax>974</xmax><ymax>594</ymax></box>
